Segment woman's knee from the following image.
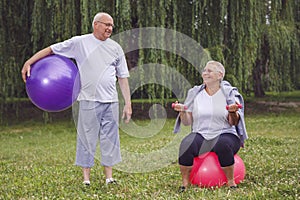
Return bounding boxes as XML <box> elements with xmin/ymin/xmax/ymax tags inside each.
<box><xmin>179</xmin><ymin>133</ymin><xmax>196</xmax><ymax>153</ymax></box>
<box><xmin>213</xmin><ymin>142</ymin><xmax>231</xmax><ymax>154</ymax></box>
<box><xmin>214</xmin><ymin>134</ymin><xmax>240</xmax><ymax>153</ymax></box>
<box><xmin>178</xmin><ymin>133</ymin><xmax>199</xmax><ymax>166</ymax></box>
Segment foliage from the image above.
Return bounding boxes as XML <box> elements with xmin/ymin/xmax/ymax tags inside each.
<box><xmin>0</xmin><ymin>0</ymin><xmax>299</xmax><ymax>121</ymax></box>
<box><xmin>0</xmin><ymin>110</ymin><xmax>299</xmax><ymax>199</ymax></box>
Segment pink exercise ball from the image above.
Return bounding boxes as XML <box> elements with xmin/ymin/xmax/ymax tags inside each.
<box><xmin>189</xmin><ymin>152</ymin><xmax>245</xmax><ymax>188</ymax></box>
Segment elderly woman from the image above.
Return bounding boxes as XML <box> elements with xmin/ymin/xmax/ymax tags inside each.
<box><xmin>173</xmin><ymin>61</ymin><xmax>248</xmax><ymax>192</ymax></box>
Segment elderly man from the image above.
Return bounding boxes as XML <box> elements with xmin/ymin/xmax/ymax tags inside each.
<box><xmin>21</xmin><ymin>12</ymin><xmax>132</xmax><ymax>186</ymax></box>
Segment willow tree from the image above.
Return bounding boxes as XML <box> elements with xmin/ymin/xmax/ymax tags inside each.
<box><xmin>264</xmin><ymin>0</ymin><xmax>299</xmax><ymax>92</ymax></box>
<box><xmin>190</xmin><ymin>0</ymin><xmax>228</xmax><ymax>81</ymax></box>
<box><xmin>0</xmin><ymin>0</ymin><xmax>35</xmax><ymax>123</ymax></box>
<box><xmin>216</xmin><ymin>0</ymin><xmax>261</xmax><ymax>93</ymax></box>
<box><xmin>190</xmin><ymin>0</ymin><xmax>299</xmax><ymax>96</ymax></box>
<box><xmin>133</xmin><ymin>0</ymin><xmax>211</xmax><ymax>101</ymax></box>
<box><xmin>251</xmin><ymin>0</ymin><xmax>299</xmax><ymax>96</ymax></box>
<box><xmin>1</xmin><ymin>0</ymin><xmax>299</xmax><ymax>124</ymax></box>
<box><xmin>0</xmin><ymin>0</ymin><xmax>33</xmax><ymax>100</ymax></box>
<box><xmin>135</xmin><ymin>0</ymin><xmax>178</xmax><ymax>100</ymax></box>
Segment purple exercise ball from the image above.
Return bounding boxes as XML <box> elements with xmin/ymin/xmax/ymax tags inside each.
<box><xmin>26</xmin><ymin>54</ymin><xmax>80</xmax><ymax>112</ymax></box>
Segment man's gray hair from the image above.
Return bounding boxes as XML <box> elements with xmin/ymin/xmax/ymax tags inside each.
<box><xmin>92</xmin><ymin>12</ymin><xmax>110</xmax><ymax>29</ymax></box>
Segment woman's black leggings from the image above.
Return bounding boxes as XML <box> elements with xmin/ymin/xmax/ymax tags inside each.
<box><xmin>179</xmin><ymin>133</ymin><xmax>241</xmax><ymax>167</ymax></box>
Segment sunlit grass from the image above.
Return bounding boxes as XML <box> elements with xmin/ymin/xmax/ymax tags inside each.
<box><xmin>0</xmin><ymin>111</ymin><xmax>299</xmax><ymax>199</ymax></box>
<box><xmin>246</xmin><ymin>113</ymin><xmax>299</xmax><ymax>137</ymax></box>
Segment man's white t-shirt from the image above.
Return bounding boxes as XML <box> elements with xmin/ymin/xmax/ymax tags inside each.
<box><xmin>51</xmin><ymin>34</ymin><xmax>129</xmax><ymax>102</ymax></box>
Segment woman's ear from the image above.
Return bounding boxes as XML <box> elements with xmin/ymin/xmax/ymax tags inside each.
<box><xmin>218</xmin><ymin>72</ymin><xmax>224</xmax><ymax>81</ymax></box>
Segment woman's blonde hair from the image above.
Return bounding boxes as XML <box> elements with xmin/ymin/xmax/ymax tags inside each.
<box><xmin>206</xmin><ymin>60</ymin><xmax>225</xmax><ymax>80</ymax></box>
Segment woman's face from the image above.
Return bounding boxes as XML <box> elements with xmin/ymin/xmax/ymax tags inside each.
<box><xmin>201</xmin><ymin>64</ymin><xmax>223</xmax><ymax>84</ymax></box>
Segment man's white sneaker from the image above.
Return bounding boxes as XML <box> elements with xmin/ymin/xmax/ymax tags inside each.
<box><xmin>106</xmin><ymin>178</ymin><xmax>117</xmax><ymax>185</ymax></box>
<box><xmin>83</xmin><ymin>180</ymin><xmax>90</xmax><ymax>186</ymax></box>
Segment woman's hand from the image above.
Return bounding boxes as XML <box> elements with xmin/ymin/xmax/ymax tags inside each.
<box><xmin>172</xmin><ymin>101</ymin><xmax>192</xmax><ymax>126</ymax></box>
<box><xmin>227</xmin><ymin>103</ymin><xmax>241</xmax><ymax>126</ymax></box>
<box><xmin>226</xmin><ymin>103</ymin><xmax>242</xmax><ymax>113</ymax></box>
<box><xmin>172</xmin><ymin>101</ymin><xmax>187</xmax><ymax>112</ymax></box>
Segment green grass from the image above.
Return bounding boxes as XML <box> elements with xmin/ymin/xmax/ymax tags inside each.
<box><xmin>0</xmin><ymin>112</ymin><xmax>299</xmax><ymax>199</ymax></box>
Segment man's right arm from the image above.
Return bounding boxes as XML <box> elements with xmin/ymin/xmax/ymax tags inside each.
<box><xmin>21</xmin><ymin>47</ymin><xmax>53</xmax><ymax>82</ymax></box>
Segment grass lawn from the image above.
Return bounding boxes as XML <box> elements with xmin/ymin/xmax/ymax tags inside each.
<box><xmin>0</xmin><ymin>108</ymin><xmax>299</xmax><ymax>199</ymax></box>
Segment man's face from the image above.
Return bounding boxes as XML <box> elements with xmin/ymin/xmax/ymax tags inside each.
<box><xmin>94</xmin><ymin>15</ymin><xmax>114</xmax><ymax>41</ymax></box>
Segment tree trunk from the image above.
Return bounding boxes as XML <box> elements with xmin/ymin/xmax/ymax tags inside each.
<box><xmin>253</xmin><ymin>60</ymin><xmax>265</xmax><ymax>97</ymax></box>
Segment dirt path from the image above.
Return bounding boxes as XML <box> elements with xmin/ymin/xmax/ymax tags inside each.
<box><xmin>245</xmin><ymin>101</ymin><xmax>300</xmax><ymax>114</ymax></box>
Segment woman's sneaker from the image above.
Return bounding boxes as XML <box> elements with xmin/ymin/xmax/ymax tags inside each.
<box><xmin>178</xmin><ymin>186</ymin><xmax>186</xmax><ymax>193</ymax></box>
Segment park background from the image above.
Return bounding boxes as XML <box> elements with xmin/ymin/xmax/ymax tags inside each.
<box><xmin>0</xmin><ymin>0</ymin><xmax>299</xmax><ymax>199</ymax></box>
<box><xmin>0</xmin><ymin>0</ymin><xmax>299</xmax><ymax>124</ymax></box>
